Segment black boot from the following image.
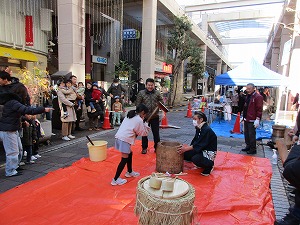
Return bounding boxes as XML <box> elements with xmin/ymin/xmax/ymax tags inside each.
<box><xmin>275</xmin><ymin>212</ymin><xmax>300</xmax><ymax>225</ymax></box>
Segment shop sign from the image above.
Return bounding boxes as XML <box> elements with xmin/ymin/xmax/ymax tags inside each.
<box><xmin>25</xmin><ymin>16</ymin><xmax>34</xmax><ymax>46</ymax></box>
<box><xmin>123</xmin><ymin>29</ymin><xmax>140</xmax><ymax>40</ymax></box>
<box><xmin>155</xmin><ymin>60</ymin><xmax>172</xmax><ymax>73</ymax></box>
<box><xmin>162</xmin><ymin>63</ymin><xmax>172</xmax><ymax>73</ymax></box>
<box><xmin>92</xmin><ymin>55</ymin><xmax>107</xmax><ymax>64</ymax></box>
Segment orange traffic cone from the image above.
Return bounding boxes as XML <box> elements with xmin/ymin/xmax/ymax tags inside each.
<box><xmin>102</xmin><ymin>109</ymin><xmax>112</xmax><ymax>130</ymax></box>
<box><xmin>186</xmin><ymin>101</ymin><xmax>193</xmax><ymax>118</ymax></box>
<box><xmin>160</xmin><ymin>111</ymin><xmax>168</xmax><ymax>128</ymax></box>
<box><xmin>231</xmin><ymin>112</ymin><xmax>241</xmax><ymax>134</ymax></box>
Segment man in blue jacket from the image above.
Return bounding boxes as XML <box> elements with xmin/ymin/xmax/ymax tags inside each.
<box><xmin>178</xmin><ymin>111</ymin><xmax>217</xmax><ymax>176</ymax></box>
<box><xmin>0</xmin><ymin>71</ymin><xmax>52</xmax><ymax>177</ymax></box>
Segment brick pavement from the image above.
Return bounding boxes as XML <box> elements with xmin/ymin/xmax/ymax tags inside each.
<box><xmin>0</xmin><ymin>110</ymin><xmax>290</xmax><ymax>220</ymax></box>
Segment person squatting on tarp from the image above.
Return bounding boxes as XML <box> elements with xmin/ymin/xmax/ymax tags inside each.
<box><xmin>135</xmin><ymin>78</ymin><xmax>163</xmax><ymax>154</ymax></box>
<box><xmin>177</xmin><ymin>111</ymin><xmax>217</xmax><ymax>176</ymax></box>
<box><xmin>241</xmin><ymin>83</ymin><xmax>263</xmax><ymax>155</ymax></box>
<box><xmin>111</xmin><ymin>104</ymin><xmax>151</xmax><ymax>186</ymax></box>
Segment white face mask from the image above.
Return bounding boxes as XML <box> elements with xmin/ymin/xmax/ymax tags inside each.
<box><xmin>192</xmin><ymin>120</ymin><xmax>198</xmax><ymax>127</ymax></box>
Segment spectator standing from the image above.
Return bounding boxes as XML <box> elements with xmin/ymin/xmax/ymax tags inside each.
<box><xmin>112</xmin><ymin>96</ymin><xmax>122</xmax><ymax>126</ymax></box>
<box><xmin>238</xmin><ymin>91</ymin><xmax>246</xmax><ymax>114</ymax></box>
<box><xmin>107</xmin><ymin>78</ymin><xmax>127</xmax><ymax>108</ymax></box>
<box><xmin>241</xmin><ymin>83</ymin><xmax>263</xmax><ymax>155</ymax></box>
<box><xmin>90</xmin><ymin>83</ymin><xmax>102</xmax><ymax>113</ymax></box>
<box><xmin>57</xmin><ymin>80</ymin><xmax>77</xmax><ymax>141</ymax></box>
<box><xmin>136</xmin><ymin>78</ymin><xmax>163</xmax><ymax>154</ymax></box>
<box><xmin>21</xmin><ymin>115</ymin><xmax>37</xmax><ymax>164</ymax></box>
<box><xmin>107</xmin><ymin>78</ymin><xmax>127</xmax><ymax>125</ymax></box>
<box><xmin>32</xmin><ymin>115</ymin><xmax>44</xmax><ymax>158</ymax></box>
<box><xmin>131</xmin><ymin>78</ymin><xmax>145</xmax><ymax>103</ymax></box>
<box><xmin>231</xmin><ymin>90</ymin><xmax>239</xmax><ymax>114</ymax></box>
<box><xmin>70</xmin><ymin>75</ymin><xmax>84</xmax><ymax>131</ymax></box>
<box><xmin>0</xmin><ymin>85</ymin><xmax>51</xmax><ymax>176</ymax></box>
<box><xmin>76</xmin><ymin>82</ymin><xmax>85</xmax><ymax>110</ymax></box>
<box><xmin>84</xmin><ymin>82</ymin><xmax>102</xmax><ymax>131</ymax></box>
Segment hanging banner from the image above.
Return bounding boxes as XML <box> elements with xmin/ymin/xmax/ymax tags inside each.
<box><xmin>25</xmin><ymin>16</ymin><xmax>34</xmax><ymax>46</ymax></box>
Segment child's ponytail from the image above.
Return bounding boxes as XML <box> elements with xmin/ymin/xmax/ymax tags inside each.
<box><xmin>127</xmin><ymin>103</ymin><xmax>149</xmax><ymax>119</ymax></box>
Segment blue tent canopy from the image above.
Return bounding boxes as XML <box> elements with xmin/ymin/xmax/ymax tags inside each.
<box><xmin>215</xmin><ymin>58</ymin><xmax>284</xmax><ymax>86</ymax></box>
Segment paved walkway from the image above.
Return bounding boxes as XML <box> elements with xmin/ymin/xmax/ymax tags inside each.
<box><xmin>0</xmin><ymin>110</ymin><xmax>290</xmax><ymax>220</ymax></box>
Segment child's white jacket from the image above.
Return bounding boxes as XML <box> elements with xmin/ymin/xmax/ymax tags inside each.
<box><xmin>115</xmin><ymin>115</ymin><xmax>150</xmax><ymax>145</ymax></box>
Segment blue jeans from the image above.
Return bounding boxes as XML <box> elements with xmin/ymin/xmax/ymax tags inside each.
<box><xmin>89</xmin><ymin>102</ymin><xmax>95</xmax><ymax>110</ymax></box>
<box><xmin>0</xmin><ymin>131</ymin><xmax>19</xmax><ymax>176</ymax></box>
<box><xmin>113</xmin><ymin>112</ymin><xmax>121</xmax><ymax>125</ymax></box>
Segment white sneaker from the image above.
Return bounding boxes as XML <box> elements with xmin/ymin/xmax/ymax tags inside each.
<box><xmin>23</xmin><ymin>151</ymin><xmax>27</xmax><ymax>157</ymax></box>
<box><xmin>111</xmin><ymin>178</ymin><xmax>127</xmax><ymax>186</ymax></box>
<box><xmin>62</xmin><ymin>136</ymin><xmax>70</xmax><ymax>141</ymax></box>
<box><xmin>125</xmin><ymin>171</ymin><xmax>140</xmax><ymax>178</ymax></box>
<box><xmin>19</xmin><ymin>162</ymin><xmax>25</xmax><ymax>166</ymax></box>
<box><xmin>34</xmin><ymin>154</ymin><xmax>41</xmax><ymax>158</ymax></box>
<box><xmin>31</xmin><ymin>156</ymin><xmax>37</xmax><ymax>160</ymax></box>
<box><xmin>68</xmin><ymin>135</ymin><xmax>75</xmax><ymax>139</ymax></box>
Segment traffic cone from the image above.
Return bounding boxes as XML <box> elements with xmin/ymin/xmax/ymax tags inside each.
<box><xmin>231</xmin><ymin>112</ymin><xmax>241</xmax><ymax>134</ymax></box>
<box><xmin>186</xmin><ymin>101</ymin><xmax>193</xmax><ymax>118</ymax></box>
<box><xmin>102</xmin><ymin>109</ymin><xmax>112</xmax><ymax>130</ymax></box>
<box><xmin>160</xmin><ymin>111</ymin><xmax>168</xmax><ymax>128</ymax></box>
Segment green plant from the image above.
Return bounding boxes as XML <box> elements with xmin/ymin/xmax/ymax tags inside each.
<box><xmin>167</xmin><ymin>16</ymin><xmax>205</xmax><ymax>106</ymax></box>
<box><xmin>114</xmin><ymin>60</ymin><xmax>136</xmax><ymax>78</ymax></box>
<box><xmin>16</xmin><ymin>67</ymin><xmax>50</xmax><ymax>106</ymax></box>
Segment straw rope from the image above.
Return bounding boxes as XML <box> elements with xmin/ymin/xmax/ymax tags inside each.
<box><xmin>135</xmin><ymin>176</ymin><xmax>198</xmax><ymax>225</ymax></box>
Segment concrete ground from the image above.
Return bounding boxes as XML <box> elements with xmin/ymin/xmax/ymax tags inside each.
<box><xmin>0</xmin><ymin>109</ymin><xmax>290</xmax><ymax>220</ymax></box>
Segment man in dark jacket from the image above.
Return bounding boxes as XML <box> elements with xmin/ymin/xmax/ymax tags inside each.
<box><xmin>178</xmin><ymin>111</ymin><xmax>217</xmax><ymax>176</ymax></box>
<box><xmin>136</xmin><ymin>78</ymin><xmax>163</xmax><ymax>154</ymax></box>
<box><xmin>107</xmin><ymin>78</ymin><xmax>127</xmax><ymax>107</ymax></box>
<box><xmin>0</xmin><ymin>90</ymin><xmax>51</xmax><ymax>177</ymax></box>
<box><xmin>107</xmin><ymin>78</ymin><xmax>127</xmax><ymax>126</ymax></box>
<box><xmin>131</xmin><ymin>78</ymin><xmax>145</xmax><ymax>103</ymax></box>
<box><xmin>242</xmin><ymin>83</ymin><xmax>263</xmax><ymax>155</ymax></box>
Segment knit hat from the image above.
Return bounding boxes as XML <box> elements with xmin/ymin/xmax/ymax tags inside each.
<box><xmin>92</xmin><ymin>82</ymin><xmax>98</xmax><ymax>88</ymax></box>
<box><xmin>114</xmin><ymin>96</ymin><xmax>120</xmax><ymax>99</ymax></box>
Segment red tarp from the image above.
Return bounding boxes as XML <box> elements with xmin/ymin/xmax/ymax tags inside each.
<box><xmin>0</xmin><ymin>140</ymin><xmax>275</xmax><ymax>225</ymax></box>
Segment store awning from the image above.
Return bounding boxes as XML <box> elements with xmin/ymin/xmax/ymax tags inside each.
<box><xmin>0</xmin><ymin>46</ymin><xmax>38</xmax><ymax>62</ymax></box>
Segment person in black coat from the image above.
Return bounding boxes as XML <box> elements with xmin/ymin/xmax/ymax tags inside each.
<box><xmin>0</xmin><ymin>91</ymin><xmax>51</xmax><ymax>177</ymax></box>
<box><xmin>131</xmin><ymin>78</ymin><xmax>146</xmax><ymax>103</ymax></box>
<box><xmin>178</xmin><ymin>111</ymin><xmax>217</xmax><ymax>176</ymax></box>
<box><xmin>84</xmin><ymin>82</ymin><xmax>102</xmax><ymax>130</ymax></box>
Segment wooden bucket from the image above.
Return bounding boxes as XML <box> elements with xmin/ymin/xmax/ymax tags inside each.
<box><xmin>272</xmin><ymin>125</ymin><xmax>286</xmax><ymax>143</ymax></box>
<box><xmin>156</xmin><ymin>141</ymin><xmax>183</xmax><ymax>174</ymax></box>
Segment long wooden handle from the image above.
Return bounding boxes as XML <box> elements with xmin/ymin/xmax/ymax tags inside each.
<box><xmin>86</xmin><ymin>136</ymin><xmax>94</xmax><ymax>146</ymax></box>
<box><xmin>147</xmin><ymin>106</ymin><xmax>159</xmax><ymax>122</ymax></box>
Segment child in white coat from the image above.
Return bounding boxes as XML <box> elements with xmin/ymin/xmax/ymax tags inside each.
<box><xmin>111</xmin><ymin>104</ymin><xmax>150</xmax><ymax>186</ymax></box>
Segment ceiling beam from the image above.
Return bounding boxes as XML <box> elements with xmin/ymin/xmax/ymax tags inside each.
<box><xmin>206</xmin><ymin>10</ymin><xmax>275</xmax><ymax>23</ymax></box>
<box><xmin>221</xmin><ymin>37</ymin><xmax>268</xmax><ymax>44</ymax></box>
<box><xmin>208</xmin><ymin>23</ymin><xmax>223</xmax><ymax>45</ymax></box>
<box><xmin>185</xmin><ymin>0</ymin><xmax>284</xmax><ymax>12</ymax></box>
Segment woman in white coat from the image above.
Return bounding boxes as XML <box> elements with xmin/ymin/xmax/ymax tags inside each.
<box><xmin>56</xmin><ymin>80</ymin><xmax>77</xmax><ymax>141</ymax></box>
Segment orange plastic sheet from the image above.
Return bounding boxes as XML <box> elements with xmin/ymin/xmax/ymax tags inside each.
<box><xmin>0</xmin><ymin>140</ymin><xmax>275</xmax><ymax>225</ymax></box>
